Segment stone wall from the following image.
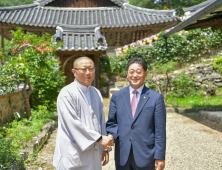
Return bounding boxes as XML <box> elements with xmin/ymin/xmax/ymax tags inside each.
<box><xmin>148</xmin><ymin>62</ymin><xmax>222</xmax><ymax>96</ymax></box>
<box><xmin>0</xmin><ymin>90</ymin><xmax>25</xmax><ymax>126</ymax></box>
<box><xmin>186</xmin><ymin>63</ymin><xmax>222</xmax><ymax>96</ymax></box>
<box><xmin>100</xmin><ymin>48</ymin><xmax>222</xmax><ymax>97</ymax></box>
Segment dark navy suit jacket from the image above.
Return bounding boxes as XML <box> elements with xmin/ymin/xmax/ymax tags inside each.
<box><xmin>106</xmin><ymin>85</ymin><xmax>166</xmax><ymax>168</ymax></box>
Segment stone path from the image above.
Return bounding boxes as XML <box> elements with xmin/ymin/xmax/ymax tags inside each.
<box><xmin>25</xmin><ymin>112</ymin><xmax>222</xmax><ymax>169</ymax></box>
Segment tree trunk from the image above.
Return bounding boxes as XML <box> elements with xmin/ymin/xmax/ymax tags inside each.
<box><xmin>22</xmin><ymin>75</ymin><xmax>34</xmax><ymax>119</ymax></box>
<box><xmin>166</xmin><ymin>0</ymin><xmax>169</xmax><ymax>7</ymax></box>
<box><xmin>151</xmin><ymin>70</ymin><xmax>170</xmax><ymax>104</ymax></box>
<box><xmin>163</xmin><ymin>70</ymin><xmax>169</xmax><ymax>104</ymax></box>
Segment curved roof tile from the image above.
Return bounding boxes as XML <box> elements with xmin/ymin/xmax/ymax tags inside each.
<box><xmin>124</xmin><ymin>3</ymin><xmax>176</xmax><ymax>16</ymax></box>
<box><xmin>56</xmin><ymin>25</ymin><xmax>107</xmax><ymax>51</ymax></box>
<box><xmin>0</xmin><ymin>4</ymin><xmax>179</xmax><ymax>28</ymax></box>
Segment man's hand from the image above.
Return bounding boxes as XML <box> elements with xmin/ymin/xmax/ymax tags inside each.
<box><xmin>98</xmin><ymin>136</ymin><xmax>113</xmax><ymax>150</ymax></box>
<box><xmin>102</xmin><ymin>150</ymin><xmax>109</xmax><ymax>166</ymax></box>
<box><xmin>155</xmin><ymin>159</ymin><xmax>165</xmax><ymax>170</ymax></box>
<box><xmin>108</xmin><ymin>135</ymin><xmax>114</xmax><ymax>146</ymax></box>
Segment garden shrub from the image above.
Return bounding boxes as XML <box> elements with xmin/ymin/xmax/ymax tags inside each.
<box><xmin>99</xmin><ymin>56</ymin><xmax>112</xmax><ymax>87</ymax></box>
<box><xmin>111</xmin><ymin>28</ymin><xmax>222</xmax><ymax>75</ymax></box>
<box><xmin>213</xmin><ymin>57</ymin><xmax>222</xmax><ymax>74</ymax></box>
<box><xmin>0</xmin><ymin>134</ymin><xmax>21</xmax><ymax>169</ymax></box>
<box><xmin>5</xmin><ymin>106</ymin><xmax>55</xmax><ymax>150</ymax></box>
<box><xmin>169</xmin><ymin>73</ymin><xmax>201</xmax><ymax>98</ymax></box>
<box><xmin>29</xmin><ymin>59</ymin><xmax>66</xmax><ymax>109</ymax></box>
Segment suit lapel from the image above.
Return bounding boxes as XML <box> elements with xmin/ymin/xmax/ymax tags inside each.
<box><xmin>132</xmin><ymin>86</ymin><xmax>150</xmax><ymax>123</ymax></box>
<box><xmin>121</xmin><ymin>86</ymin><xmax>133</xmax><ymax>122</ymax></box>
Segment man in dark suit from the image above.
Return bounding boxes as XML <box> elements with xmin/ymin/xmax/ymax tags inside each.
<box><xmin>106</xmin><ymin>57</ymin><xmax>166</xmax><ymax>170</ymax></box>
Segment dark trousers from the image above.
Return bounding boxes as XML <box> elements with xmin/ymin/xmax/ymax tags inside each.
<box><xmin>115</xmin><ymin>147</ymin><xmax>155</xmax><ymax>170</ymax></box>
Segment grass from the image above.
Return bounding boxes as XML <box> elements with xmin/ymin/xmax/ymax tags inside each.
<box><xmin>0</xmin><ymin>105</ymin><xmax>56</xmax><ymax>169</ymax></box>
<box><xmin>166</xmin><ymin>95</ymin><xmax>222</xmax><ymax>108</ymax></box>
<box><xmin>1</xmin><ymin>105</ymin><xmax>56</xmax><ymax>150</ymax></box>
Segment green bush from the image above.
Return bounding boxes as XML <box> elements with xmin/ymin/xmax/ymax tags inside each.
<box><xmin>5</xmin><ymin>106</ymin><xmax>55</xmax><ymax>150</ymax></box>
<box><xmin>29</xmin><ymin>59</ymin><xmax>66</xmax><ymax>109</ymax></box>
<box><xmin>0</xmin><ymin>134</ymin><xmax>21</xmax><ymax>169</ymax></box>
<box><xmin>154</xmin><ymin>61</ymin><xmax>177</xmax><ymax>74</ymax></box>
<box><xmin>169</xmin><ymin>73</ymin><xmax>201</xmax><ymax>98</ymax></box>
<box><xmin>213</xmin><ymin>57</ymin><xmax>222</xmax><ymax>74</ymax></box>
<box><xmin>111</xmin><ymin>28</ymin><xmax>222</xmax><ymax>75</ymax></box>
<box><xmin>99</xmin><ymin>56</ymin><xmax>112</xmax><ymax>87</ymax></box>
<box><xmin>0</xmin><ymin>106</ymin><xmax>55</xmax><ymax>169</ymax></box>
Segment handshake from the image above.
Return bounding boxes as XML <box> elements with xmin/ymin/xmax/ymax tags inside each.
<box><xmin>98</xmin><ymin>135</ymin><xmax>114</xmax><ymax>150</ymax></box>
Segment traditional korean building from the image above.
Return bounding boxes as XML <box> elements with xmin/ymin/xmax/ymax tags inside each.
<box><xmin>0</xmin><ymin>0</ymin><xmax>179</xmax><ymax>87</ymax></box>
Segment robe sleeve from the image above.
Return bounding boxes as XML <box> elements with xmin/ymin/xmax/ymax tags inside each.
<box><xmin>57</xmin><ymin>95</ymin><xmax>101</xmax><ymax>152</ymax></box>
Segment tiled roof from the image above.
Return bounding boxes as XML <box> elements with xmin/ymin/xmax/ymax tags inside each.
<box><xmin>56</xmin><ymin>25</ymin><xmax>107</xmax><ymax>51</ymax></box>
<box><xmin>0</xmin><ymin>6</ymin><xmax>178</xmax><ymax>28</ymax></box>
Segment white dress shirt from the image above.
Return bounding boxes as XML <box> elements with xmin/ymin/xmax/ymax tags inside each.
<box><xmin>129</xmin><ymin>84</ymin><xmax>144</xmax><ymax>104</ymax></box>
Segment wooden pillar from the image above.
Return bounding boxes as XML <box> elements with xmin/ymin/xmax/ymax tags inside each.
<box><xmin>95</xmin><ymin>54</ymin><xmax>99</xmax><ymax>89</ymax></box>
<box><xmin>1</xmin><ymin>28</ymin><xmax>4</xmax><ymax>65</ymax></box>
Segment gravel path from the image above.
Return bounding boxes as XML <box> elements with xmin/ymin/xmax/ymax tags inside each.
<box><xmin>25</xmin><ymin>112</ymin><xmax>222</xmax><ymax>170</ymax></box>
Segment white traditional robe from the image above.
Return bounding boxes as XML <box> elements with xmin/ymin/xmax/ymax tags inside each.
<box><xmin>53</xmin><ymin>79</ymin><xmax>107</xmax><ymax>170</ymax></box>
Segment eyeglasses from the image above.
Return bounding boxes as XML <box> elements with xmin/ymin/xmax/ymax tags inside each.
<box><xmin>74</xmin><ymin>67</ymin><xmax>95</xmax><ymax>73</ymax></box>
<box><xmin>128</xmin><ymin>69</ymin><xmax>142</xmax><ymax>75</ymax></box>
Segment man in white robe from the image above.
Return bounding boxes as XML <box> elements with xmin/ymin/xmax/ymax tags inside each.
<box><xmin>53</xmin><ymin>57</ymin><xmax>113</xmax><ymax>170</ymax></box>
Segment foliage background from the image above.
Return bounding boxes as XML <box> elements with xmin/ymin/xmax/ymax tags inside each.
<box><xmin>0</xmin><ymin>0</ymin><xmax>34</xmax><ymax>6</ymax></box>
<box><xmin>0</xmin><ymin>0</ymin><xmax>206</xmax><ymax>16</ymax></box>
<box><xmin>129</xmin><ymin>0</ymin><xmax>206</xmax><ymax>15</ymax></box>
<box><xmin>111</xmin><ymin>28</ymin><xmax>222</xmax><ymax>76</ymax></box>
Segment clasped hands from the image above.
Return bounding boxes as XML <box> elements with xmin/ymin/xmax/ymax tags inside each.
<box><xmin>98</xmin><ymin>135</ymin><xmax>114</xmax><ymax>150</ymax></box>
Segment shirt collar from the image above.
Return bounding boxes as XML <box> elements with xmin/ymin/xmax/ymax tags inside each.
<box><xmin>75</xmin><ymin>79</ymin><xmax>90</xmax><ymax>94</ymax></box>
<box><xmin>129</xmin><ymin>84</ymin><xmax>144</xmax><ymax>95</ymax></box>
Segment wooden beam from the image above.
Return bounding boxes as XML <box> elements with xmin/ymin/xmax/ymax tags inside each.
<box><xmin>116</xmin><ymin>32</ymin><xmax>121</xmax><ymax>46</ymax></box>
<box><xmin>132</xmin><ymin>31</ymin><xmax>135</xmax><ymax>42</ymax></box>
<box><xmin>185</xmin><ymin>18</ymin><xmax>222</xmax><ymax>30</ymax></box>
<box><xmin>212</xmin><ymin>22</ymin><xmax>222</xmax><ymax>31</ymax></box>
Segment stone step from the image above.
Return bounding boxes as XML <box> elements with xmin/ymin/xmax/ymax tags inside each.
<box><xmin>199</xmin><ymin>111</ymin><xmax>222</xmax><ymax>124</ymax></box>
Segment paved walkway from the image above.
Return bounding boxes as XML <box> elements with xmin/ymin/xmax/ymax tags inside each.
<box><xmin>26</xmin><ymin>112</ymin><xmax>222</xmax><ymax>169</ymax></box>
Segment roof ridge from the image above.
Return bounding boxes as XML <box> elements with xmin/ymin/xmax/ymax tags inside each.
<box><xmin>33</xmin><ymin>0</ymin><xmax>53</xmax><ymax>6</ymax></box>
<box><xmin>41</xmin><ymin>6</ymin><xmax>121</xmax><ymax>10</ymax></box>
<box><xmin>124</xmin><ymin>3</ymin><xmax>176</xmax><ymax>16</ymax></box>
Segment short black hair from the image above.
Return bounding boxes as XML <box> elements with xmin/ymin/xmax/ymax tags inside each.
<box><xmin>127</xmin><ymin>57</ymin><xmax>147</xmax><ymax>71</ymax></box>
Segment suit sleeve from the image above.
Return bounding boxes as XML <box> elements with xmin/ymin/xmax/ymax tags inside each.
<box><xmin>99</xmin><ymin>93</ymin><xmax>107</xmax><ymax>151</ymax></box>
<box><xmin>57</xmin><ymin>95</ymin><xmax>101</xmax><ymax>152</ymax></box>
<box><xmin>106</xmin><ymin>93</ymin><xmax>119</xmax><ymax>140</ymax></box>
<box><xmin>154</xmin><ymin>94</ymin><xmax>166</xmax><ymax>160</ymax></box>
